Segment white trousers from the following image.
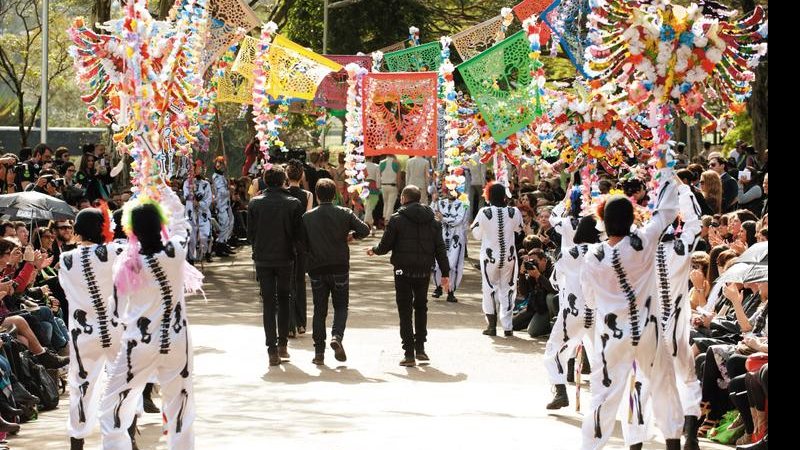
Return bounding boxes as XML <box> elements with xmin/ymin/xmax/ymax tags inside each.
<box><xmin>68</xmin><ymin>317</ymin><xmax>121</xmax><ymax>439</ymax></box>
<box><xmin>382</xmin><ymin>185</ymin><xmax>398</xmax><ymax>222</ymax></box>
<box><xmin>581</xmin><ymin>314</ymin><xmax>683</xmax><ymax>450</ymax></box>
<box><xmin>100</xmin><ymin>329</ymin><xmax>194</xmax><ymax>449</ymax></box>
<box><xmin>433</xmin><ymin>231</ymin><xmax>466</xmax><ymax>293</ymax></box>
<box><xmin>215</xmin><ymin>203</ymin><xmax>234</xmax><ymax>244</ymax></box>
<box><xmin>480</xmin><ymin>257</ymin><xmax>518</xmax><ymax>331</ymax></box>
<box><xmin>544</xmin><ymin>289</ymin><xmax>595</xmax><ymax>386</ymax></box>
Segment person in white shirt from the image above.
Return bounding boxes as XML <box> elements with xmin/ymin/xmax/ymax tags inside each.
<box><xmin>471</xmin><ymin>183</ymin><xmax>524</xmax><ymax>337</ymax></box>
<box><xmin>364</xmin><ymin>156</ymin><xmax>381</xmax><ymax>232</ymax></box>
<box><xmin>579</xmin><ymin>165</ymin><xmax>683</xmax><ymax>450</ymax></box>
<box><xmin>379</xmin><ymin>155</ymin><xmax>401</xmax><ymax>224</ymax></box>
<box><xmin>405</xmin><ymin>156</ymin><xmax>431</xmax><ymax>204</ymax></box>
<box><xmin>100</xmin><ymin>186</ymin><xmax>201</xmax><ymax>450</ymax></box>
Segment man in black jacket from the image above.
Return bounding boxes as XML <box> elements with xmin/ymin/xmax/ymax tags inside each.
<box><xmin>302</xmin><ymin>179</ymin><xmax>370</xmax><ymax>365</ymax></box>
<box><xmin>368</xmin><ymin>185</ymin><xmax>449</xmax><ymax>367</ymax></box>
<box><xmin>247</xmin><ymin>166</ymin><xmax>304</xmax><ymax>366</ymax></box>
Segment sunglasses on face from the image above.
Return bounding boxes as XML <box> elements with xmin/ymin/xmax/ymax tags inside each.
<box><xmin>708</xmin><ymin>162</ymin><xmax>718</xmax><ymax>168</ymax></box>
<box><xmin>57</xmin><ymin>225</ymin><xmax>73</xmax><ymax>230</ymax></box>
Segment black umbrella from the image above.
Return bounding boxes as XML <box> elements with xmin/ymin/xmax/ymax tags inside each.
<box><xmin>0</xmin><ymin>191</ymin><xmax>76</xmax><ymax>221</ymax></box>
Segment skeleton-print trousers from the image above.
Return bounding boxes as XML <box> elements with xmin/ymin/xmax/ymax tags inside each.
<box><xmin>433</xmin><ymin>236</ymin><xmax>465</xmax><ymax>293</ymax></box>
<box><xmin>480</xmin><ymin>259</ymin><xmax>518</xmax><ymax>332</ymax></box>
<box><xmin>581</xmin><ymin>313</ymin><xmax>683</xmax><ymax>450</ymax></box>
<box><xmin>215</xmin><ymin>204</ymin><xmax>234</xmax><ymax>244</ymax></box>
<box><xmin>187</xmin><ymin>219</ymin><xmax>211</xmax><ymax>262</ymax></box>
<box><xmin>100</xmin><ymin>329</ymin><xmax>194</xmax><ymax>449</ymax></box>
<box><xmin>544</xmin><ymin>289</ymin><xmax>595</xmax><ymax>386</ymax></box>
<box><xmin>68</xmin><ymin>323</ymin><xmax>120</xmax><ymax>439</ymax></box>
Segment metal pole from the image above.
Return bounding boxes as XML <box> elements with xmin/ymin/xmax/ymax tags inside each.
<box><xmin>323</xmin><ymin>0</ymin><xmax>328</xmax><ymax>54</ymax></box>
<box><xmin>40</xmin><ymin>0</ymin><xmax>49</xmax><ymax>144</ymax></box>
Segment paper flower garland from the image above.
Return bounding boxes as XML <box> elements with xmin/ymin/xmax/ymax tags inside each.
<box><xmin>343</xmin><ymin>63</ymin><xmax>369</xmax><ymax>199</ymax></box>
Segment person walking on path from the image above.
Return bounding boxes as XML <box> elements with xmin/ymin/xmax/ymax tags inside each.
<box><xmin>247</xmin><ymin>166</ymin><xmax>304</xmax><ymax>366</ymax></box>
<box><xmin>302</xmin><ymin>179</ymin><xmax>370</xmax><ymax>365</ymax></box>
<box><xmin>368</xmin><ymin>185</ymin><xmax>449</xmax><ymax>367</ymax></box>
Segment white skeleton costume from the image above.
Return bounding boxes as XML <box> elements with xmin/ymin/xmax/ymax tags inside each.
<box><xmin>59</xmin><ymin>240</ymin><xmax>124</xmax><ymax>441</ymax></box>
<box><xmin>655</xmin><ymin>184</ymin><xmax>704</xmax><ymax>416</ymax></box>
<box><xmin>183</xmin><ymin>176</ymin><xmax>213</xmax><ymax>261</ymax></box>
<box><xmin>212</xmin><ymin>170</ymin><xmax>234</xmax><ymax>246</ymax></box>
<box><xmin>580</xmin><ymin>168</ymin><xmax>683</xmax><ymax>450</ymax></box>
<box><xmin>100</xmin><ymin>190</ymin><xmax>197</xmax><ymax>449</ymax></box>
<box><xmin>432</xmin><ymin>197</ymin><xmax>468</xmax><ymax>293</ymax></box>
<box><xmin>471</xmin><ymin>203</ymin><xmax>524</xmax><ymax>332</ymax></box>
<box><xmin>544</xmin><ymin>201</ymin><xmax>595</xmax><ymax>387</ymax></box>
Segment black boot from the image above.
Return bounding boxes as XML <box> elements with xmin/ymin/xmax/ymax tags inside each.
<box><xmin>142</xmin><ymin>383</ymin><xmax>160</xmax><ymax>414</ymax></box>
<box><xmin>70</xmin><ymin>437</ymin><xmax>84</xmax><ymax>450</ymax></box>
<box><xmin>546</xmin><ymin>384</ymin><xmax>569</xmax><ymax>409</ymax></box>
<box><xmin>629</xmin><ymin>444</ymin><xmax>642</xmax><ymax>450</ymax></box>
<box><xmin>482</xmin><ymin>314</ymin><xmax>497</xmax><ymax>336</ymax></box>
<box><xmin>683</xmin><ymin>415</ymin><xmax>700</xmax><ymax>450</ymax></box>
<box><xmin>128</xmin><ymin>415</ymin><xmax>140</xmax><ymax>450</ymax></box>
<box><xmin>34</xmin><ymin>349</ymin><xmax>69</xmax><ymax>369</ymax></box>
<box><xmin>737</xmin><ymin>434</ymin><xmax>767</xmax><ymax>450</ymax></box>
<box><xmin>0</xmin><ymin>414</ymin><xmax>19</xmax><ymax>434</ymax></box>
<box><xmin>432</xmin><ymin>286</ymin><xmax>443</xmax><ymax>298</ymax></box>
<box><xmin>205</xmin><ymin>252</ymin><xmax>214</xmax><ymax>263</ymax></box>
<box><xmin>214</xmin><ymin>242</ymin><xmax>228</xmax><ymax>257</ymax></box>
<box><xmin>446</xmin><ymin>292</ymin><xmax>457</xmax><ymax>303</ymax></box>
<box><xmin>666</xmin><ymin>438</ymin><xmax>681</xmax><ymax>450</ymax></box>
<box><xmin>566</xmin><ymin>358</ymin><xmax>576</xmax><ymax>384</ymax></box>
<box><xmin>0</xmin><ymin>395</ymin><xmax>22</xmax><ymax>419</ymax></box>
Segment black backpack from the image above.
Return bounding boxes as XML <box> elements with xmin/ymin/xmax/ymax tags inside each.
<box><xmin>17</xmin><ymin>350</ymin><xmax>60</xmax><ymax>411</ymax></box>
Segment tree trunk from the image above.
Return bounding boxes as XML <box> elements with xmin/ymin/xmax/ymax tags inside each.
<box><xmin>91</xmin><ymin>0</ymin><xmax>112</xmax><ymax>32</ymax></box>
<box><xmin>17</xmin><ymin>91</ymin><xmax>27</xmax><ymax>147</ymax></box>
<box><xmin>749</xmin><ymin>60</ymin><xmax>768</xmax><ymax>154</ymax></box>
<box><xmin>157</xmin><ymin>0</ymin><xmax>172</xmax><ymax>19</ymax></box>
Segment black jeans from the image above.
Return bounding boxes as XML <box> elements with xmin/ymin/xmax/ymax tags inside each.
<box><xmin>394</xmin><ymin>274</ymin><xmax>429</xmax><ymax>355</ymax></box>
<box><xmin>310</xmin><ymin>273</ymin><xmax>349</xmax><ymax>353</ymax></box>
<box><xmin>256</xmin><ymin>265</ymin><xmax>292</xmax><ymax>351</ymax></box>
<box><xmin>291</xmin><ymin>255</ymin><xmax>308</xmax><ymax>329</ymax></box>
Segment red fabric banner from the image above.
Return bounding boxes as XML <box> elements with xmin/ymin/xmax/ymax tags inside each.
<box><xmin>362</xmin><ymin>72</ymin><xmax>439</xmax><ymax>156</ymax></box>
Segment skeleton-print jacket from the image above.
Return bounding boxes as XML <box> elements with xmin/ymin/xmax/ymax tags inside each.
<box><xmin>471</xmin><ymin>205</ymin><xmax>525</xmax><ymax>266</ymax></box>
<box><xmin>580</xmin><ymin>168</ymin><xmax>678</xmax><ymax>346</ymax></box>
<box><xmin>654</xmin><ymin>184</ymin><xmax>703</xmax><ymax>332</ymax></box>
<box><xmin>59</xmin><ymin>242</ymin><xmax>126</xmax><ymax>345</ymax></box>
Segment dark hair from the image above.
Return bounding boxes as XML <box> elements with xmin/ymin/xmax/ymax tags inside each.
<box><xmin>603</xmin><ymin>195</ymin><xmax>634</xmax><ymax>237</ymax></box>
<box><xmin>264</xmin><ymin>166</ymin><xmax>287</xmax><ymax>188</ymax></box>
<box><xmin>676</xmin><ymin>169</ymin><xmax>694</xmax><ymax>185</ymax></box>
<box><xmin>55</xmin><ymin>147</ymin><xmax>70</xmax><ymax>159</ymax></box>
<box><xmin>315</xmin><ymin>178</ymin><xmax>336</xmax><ymax>203</ymax></box>
<box><xmin>33</xmin><ymin>143</ymin><xmax>51</xmax><ymax>157</ymax></box>
<box><xmin>709</xmin><ymin>156</ymin><xmax>726</xmax><ymax>168</ymax></box>
<box><xmin>82</xmin><ymin>143</ymin><xmax>95</xmax><ymax>155</ymax></box>
<box><xmin>741</xmin><ymin>220</ymin><xmax>757</xmax><ymax>247</ymax></box>
<box><xmin>707</xmin><ymin>244</ymin><xmax>730</xmax><ymax>282</ymax></box>
<box><xmin>522</xmin><ymin>234</ymin><xmax>543</xmax><ymax>251</ymax></box>
<box><xmin>734</xmin><ymin>209</ymin><xmax>757</xmax><ymax>223</ymax></box>
<box><xmin>286</xmin><ymin>159</ymin><xmax>304</xmax><ymax>182</ymax></box>
<box><xmin>130</xmin><ymin>203</ymin><xmax>165</xmax><ymax>254</ymax></box>
<box><xmin>19</xmin><ymin>147</ymin><xmax>32</xmax><ymax>161</ymax></box>
<box><xmin>621</xmin><ymin>178</ymin><xmax>644</xmax><ymax>197</ymax></box>
<box><xmin>113</xmin><ymin>209</ymin><xmax>126</xmax><ymax>240</ymax></box>
<box><xmin>59</xmin><ymin>161</ymin><xmax>75</xmax><ymax>176</ymax></box>
<box><xmin>401</xmin><ymin>185</ymin><xmax>421</xmax><ymax>204</ymax></box>
<box><xmin>687</xmin><ymin>163</ymin><xmax>704</xmax><ymax>181</ymax></box>
<box><xmin>759</xmin><ymin>227</ymin><xmax>768</xmax><ymax>240</ymax></box>
<box><xmin>528</xmin><ymin>248</ymin><xmax>547</xmax><ymax>262</ymax></box>
<box><xmin>0</xmin><ymin>238</ymin><xmax>17</xmax><ymax>255</ymax></box>
<box><xmin>574</xmin><ymin>215</ymin><xmax>601</xmax><ymax>244</ymax></box>
<box><xmin>703</xmin><ymin>142</ymin><xmax>712</xmax><ymax>150</ymax></box>
<box><xmin>0</xmin><ymin>221</ymin><xmax>14</xmax><ymax>236</ymax></box>
<box><xmin>598</xmin><ymin>179</ymin><xmax>613</xmax><ymax>194</ymax></box>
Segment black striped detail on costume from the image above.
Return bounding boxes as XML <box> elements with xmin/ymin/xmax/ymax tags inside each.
<box><xmin>611</xmin><ymin>248</ymin><xmax>641</xmax><ymax>346</ymax></box>
<box><xmin>145</xmin><ymin>255</ymin><xmax>174</xmax><ymax>354</ymax></box>
<box><xmin>81</xmin><ymin>247</ymin><xmax>111</xmax><ymax>348</ymax></box>
<box><xmin>656</xmin><ymin>243</ymin><xmax>672</xmax><ymax>328</ymax></box>
<box><xmin>497</xmin><ymin>208</ymin><xmax>506</xmax><ymax>270</ymax></box>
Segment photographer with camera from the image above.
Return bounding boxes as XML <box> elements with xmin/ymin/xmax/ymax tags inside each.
<box><xmin>737</xmin><ymin>166</ymin><xmax>764</xmax><ymax>217</ymax></box>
